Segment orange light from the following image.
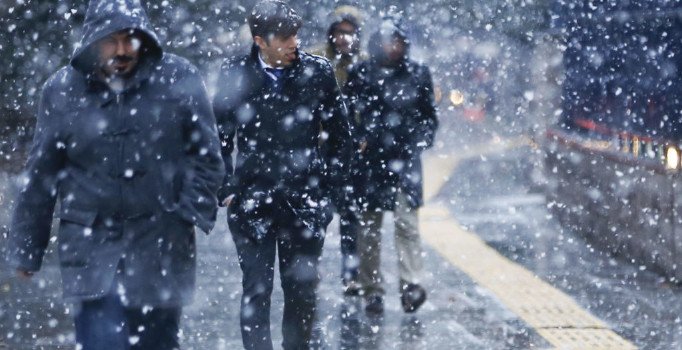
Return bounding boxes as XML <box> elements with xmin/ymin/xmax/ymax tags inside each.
<box><xmin>632</xmin><ymin>136</ymin><xmax>640</xmax><ymax>157</ymax></box>
<box><xmin>449</xmin><ymin>90</ymin><xmax>464</xmax><ymax>106</ymax></box>
<box><xmin>434</xmin><ymin>85</ymin><xmax>443</xmax><ymax>104</ymax></box>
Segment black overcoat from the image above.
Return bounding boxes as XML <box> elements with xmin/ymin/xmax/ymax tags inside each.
<box><xmin>345</xmin><ymin>57</ymin><xmax>439</xmax><ymax>211</ymax></box>
<box><xmin>214</xmin><ymin>45</ymin><xmax>352</xmax><ymax>239</ymax></box>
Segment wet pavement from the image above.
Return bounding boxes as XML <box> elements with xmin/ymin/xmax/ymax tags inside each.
<box><xmin>0</xmin><ymin>156</ymin><xmax>549</xmax><ymax>349</ymax></box>
<box><xmin>1</xmin><ymin>128</ymin><xmax>681</xmax><ymax>349</ymax></box>
<box><xmin>181</xmin><ymin>212</ymin><xmax>548</xmax><ymax>350</ymax></box>
<box><xmin>0</xmin><ymin>205</ymin><xmax>548</xmax><ymax>349</ymax></box>
<box><xmin>439</xmin><ymin>140</ymin><xmax>682</xmax><ymax>349</ymax></box>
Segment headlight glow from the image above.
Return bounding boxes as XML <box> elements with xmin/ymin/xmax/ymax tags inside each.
<box><xmin>666</xmin><ymin>146</ymin><xmax>679</xmax><ymax>170</ymax></box>
<box><xmin>449</xmin><ymin>90</ymin><xmax>464</xmax><ymax>106</ymax></box>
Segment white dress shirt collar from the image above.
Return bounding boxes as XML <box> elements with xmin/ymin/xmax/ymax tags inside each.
<box><xmin>258</xmin><ymin>54</ymin><xmax>284</xmax><ymax>81</ymax></box>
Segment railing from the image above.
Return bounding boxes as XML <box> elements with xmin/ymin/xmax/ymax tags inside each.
<box><xmin>556</xmin><ymin>118</ymin><xmax>682</xmax><ymax>172</ymax></box>
<box><xmin>544</xmin><ymin>123</ymin><xmax>682</xmax><ymax>281</ymax></box>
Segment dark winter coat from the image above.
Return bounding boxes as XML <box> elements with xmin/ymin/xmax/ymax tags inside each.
<box><xmin>6</xmin><ymin>0</ymin><xmax>224</xmax><ymax>307</ymax></box>
<box><xmin>345</xmin><ymin>40</ymin><xmax>438</xmax><ymax>210</ymax></box>
<box><xmin>309</xmin><ymin>45</ymin><xmax>367</xmax><ymax>89</ymax></box>
<box><xmin>308</xmin><ymin>44</ymin><xmax>367</xmax><ymax>214</ymax></box>
<box><xmin>214</xmin><ymin>45</ymin><xmax>352</xmax><ymax>240</ymax></box>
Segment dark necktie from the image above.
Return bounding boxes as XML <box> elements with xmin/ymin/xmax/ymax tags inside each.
<box><xmin>265</xmin><ymin>67</ymin><xmax>285</xmax><ymax>93</ymax></box>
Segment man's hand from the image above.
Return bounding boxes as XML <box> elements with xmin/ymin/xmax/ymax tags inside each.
<box><xmin>16</xmin><ymin>269</ymin><xmax>34</xmax><ymax>279</ymax></box>
<box><xmin>223</xmin><ymin>194</ymin><xmax>235</xmax><ymax>207</ymax></box>
<box><xmin>358</xmin><ymin>140</ymin><xmax>368</xmax><ymax>153</ymax></box>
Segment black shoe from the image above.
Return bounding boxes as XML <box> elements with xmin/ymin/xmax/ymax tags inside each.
<box><xmin>343</xmin><ymin>281</ymin><xmax>362</xmax><ymax>296</ymax></box>
<box><xmin>342</xmin><ymin>256</ymin><xmax>359</xmax><ymax>296</ymax></box>
<box><xmin>401</xmin><ymin>284</ymin><xmax>426</xmax><ymax>313</ymax></box>
<box><xmin>365</xmin><ymin>294</ymin><xmax>384</xmax><ymax>314</ymax></box>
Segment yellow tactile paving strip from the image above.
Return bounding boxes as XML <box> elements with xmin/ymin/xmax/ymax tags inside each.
<box><xmin>420</xmin><ymin>138</ymin><xmax>638</xmax><ymax>350</ymax></box>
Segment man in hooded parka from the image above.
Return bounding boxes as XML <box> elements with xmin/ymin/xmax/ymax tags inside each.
<box><xmin>345</xmin><ymin>16</ymin><xmax>439</xmax><ymax>314</ymax></box>
<box><xmin>6</xmin><ymin>0</ymin><xmax>224</xmax><ymax>348</ymax></box>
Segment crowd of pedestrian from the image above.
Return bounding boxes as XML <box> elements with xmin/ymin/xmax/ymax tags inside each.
<box><xmin>5</xmin><ymin>1</ymin><xmax>439</xmax><ymax>349</ymax></box>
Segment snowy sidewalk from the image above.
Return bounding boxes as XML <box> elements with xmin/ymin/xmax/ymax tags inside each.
<box><xmin>180</xmin><ymin>212</ymin><xmax>546</xmax><ymax>350</ymax></box>
<box><xmin>0</xmin><ymin>171</ymin><xmax>546</xmax><ymax>350</ymax></box>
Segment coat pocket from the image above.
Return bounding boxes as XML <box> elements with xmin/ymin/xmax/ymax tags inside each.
<box><xmin>60</xmin><ymin>205</ymin><xmax>125</xmax><ymax>240</ymax></box>
<box><xmin>59</xmin><ymin>206</ymin><xmax>98</xmax><ymax>227</ymax></box>
<box><xmin>285</xmin><ymin>195</ymin><xmax>333</xmax><ymax>234</ymax></box>
<box><xmin>57</xmin><ymin>206</ymin><xmax>99</xmax><ymax>268</ymax></box>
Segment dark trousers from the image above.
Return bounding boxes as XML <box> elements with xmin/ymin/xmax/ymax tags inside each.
<box><xmin>229</xmin><ymin>205</ymin><xmax>325</xmax><ymax>350</ymax></box>
<box><xmin>74</xmin><ymin>288</ymin><xmax>181</xmax><ymax>350</ymax></box>
<box><xmin>339</xmin><ymin>206</ymin><xmax>360</xmax><ymax>281</ymax></box>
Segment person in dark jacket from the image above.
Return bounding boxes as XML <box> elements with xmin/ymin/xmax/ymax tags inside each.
<box><xmin>345</xmin><ymin>16</ymin><xmax>439</xmax><ymax>314</ymax></box>
<box><xmin>213</xmin><ymin>1</ymin><xmax>351</xmax><ymax>349</ymax></box>
<box><xmin>310</xmin><ymin>5</ymin><xmax>368</xmax><ymax>296</ymax></box>
<box><xmin>6</xmin><ymin>0</ymin><xmax>224</xmax><ymax>349</ymax></box>
<box><xmin>310</xmin><ymin>6</ymin><xmax>367</xmax><ymax>88</ymax></box>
